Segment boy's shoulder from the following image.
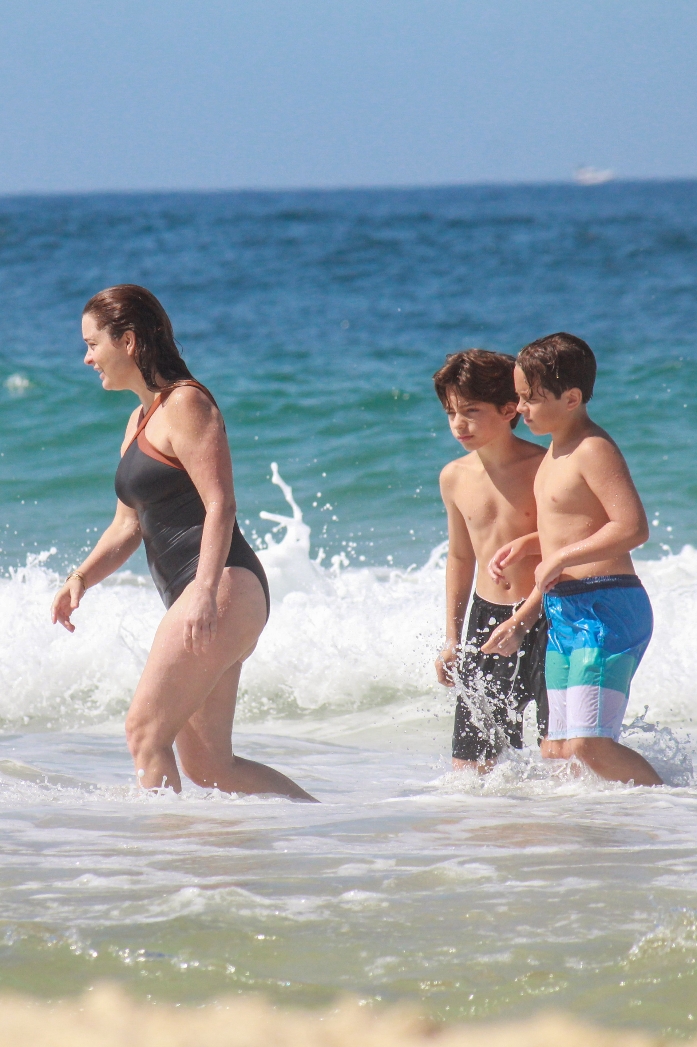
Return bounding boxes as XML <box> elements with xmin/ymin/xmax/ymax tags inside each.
<box><xmin>439</xmin><ymin>454</ymin><xmax>477</xmax><ymax>489</ymax></box>
<box><xmin>565</xmin><ymin>421</ymin><xmax>622</xmax><ymax>464</ymax></box>
<box><xmin>511</xmin><ymin>435</ymin><xmax>547</xmax><ymax>464</ymax></box>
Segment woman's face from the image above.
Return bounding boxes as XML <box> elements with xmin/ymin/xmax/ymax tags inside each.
<box><xmin>82</xmin><ymin>313</ymin><xmax>136</xmax><ymax>391</ymax></box>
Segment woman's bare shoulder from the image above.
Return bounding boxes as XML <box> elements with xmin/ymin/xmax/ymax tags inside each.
<box><xmin>165</xmin><ymin>384</ymin><xmax>216</xmax><ymax>410</ymax></box>
<box><xmin>162</xmin><ymin>384</ymin><xmax>222</xmax><ymax>435</ymax></box>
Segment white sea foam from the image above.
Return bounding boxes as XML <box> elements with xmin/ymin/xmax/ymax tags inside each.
<box><xmin>0</xmin><ymin>466</ymin><xmax>695</xmax><ymax>744</ymax></box>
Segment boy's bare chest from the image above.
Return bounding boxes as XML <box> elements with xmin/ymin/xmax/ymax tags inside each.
<box><xmin>535</xmin><ymin>455</ymin><xmax>589</xmax><ymax>514</ymax></box>
<box><xmin>454</xmin><ymin>472</ymin><xmax>532</xmax><ymax>532</ymax></box>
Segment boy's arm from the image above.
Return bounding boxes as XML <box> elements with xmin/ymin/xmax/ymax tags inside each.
<box><xmin>435</xmin><ymin>465</ymin><xmax>476</xmax><ymax>686</ymax></box>
<box><xmin>536</xmin><ymin>437</ymin><xmax>649</xmax><ymax>592</ymax></box>
<box><xmin>480</xmin><ymin>587</ymin><xmax>543</xmax><ymax>656</ymax></box>
<box><xmin>487</xmin><ymin>531</ymin><xmax>540</xmax><ymax>585</ymax></box>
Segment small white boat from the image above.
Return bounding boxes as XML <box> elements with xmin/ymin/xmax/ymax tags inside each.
<box><xmin>574</xmin><ymin>166</ymin><xmax>615</xmax><ymax>186</ymax></box>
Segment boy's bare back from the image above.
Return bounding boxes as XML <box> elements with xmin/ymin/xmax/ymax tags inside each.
<box><xmin>441</xmin><ymin>437</ymin><xmax>545</xmax><ymax>604</ymax></box>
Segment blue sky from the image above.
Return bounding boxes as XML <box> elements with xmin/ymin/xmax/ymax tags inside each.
<box><xmin>1</xmin><ymin>0</ymin><xmax>695</xmax><ymax>193</ymax></box>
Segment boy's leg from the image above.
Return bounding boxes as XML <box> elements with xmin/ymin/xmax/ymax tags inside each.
<box><xmin>452</xmin><ymin>596</ymin><xmax>511</xmax><ymax>771</ymax></box>
<box><xmin>539</xmin><ymin>612</ymin><xmax>570</xmax><ymax>760</ymax></box>
<box><xmin>513</xmin><ymin>613</ymin><xmax>551</xmax><ymax>752</ymax></box>
<box><xmin>563</xmin><ymin>737</ymin><xmax>662</xmax><ymax>786</ymax></box>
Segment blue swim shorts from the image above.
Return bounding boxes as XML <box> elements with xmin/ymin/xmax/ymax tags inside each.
<box><xmin>543</xmin><ymin>575</ymin><xmax>653</xmax><ymax>742</ymax></box>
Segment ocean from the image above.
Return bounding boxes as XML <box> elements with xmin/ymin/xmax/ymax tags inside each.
<box><xmin>0</xmin><ymin>181</ymin><xmax>696</xmax><ymax>1036</ymax></box>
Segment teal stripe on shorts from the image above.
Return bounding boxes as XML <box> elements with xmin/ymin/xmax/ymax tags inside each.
<box><xmin>543</xmin><ymin>576</ymin><xmax>653</xmax><ymax>742</ymax></box>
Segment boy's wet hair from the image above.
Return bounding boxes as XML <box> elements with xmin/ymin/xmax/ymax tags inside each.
<box><xmin>517</xmin><ymin>332</ymin><xmax>596</xmax><ymax>403</ymax></box>
<box><xmin>433</xmin><ymin>349</ymin><xmax>520</xmax><ymax>429</ymax></box>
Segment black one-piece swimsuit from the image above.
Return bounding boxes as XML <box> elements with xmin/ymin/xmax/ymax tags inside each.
<box><xmin>114</xmin><ymin>381</ymin><xmax>270</xmax><ymax>616</ymax></box>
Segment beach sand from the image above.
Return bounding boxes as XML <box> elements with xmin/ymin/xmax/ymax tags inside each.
<box><xmin>0</xmin><ymin>984</ymin><xmax>683</xmax><ymax>1047</ymax></box>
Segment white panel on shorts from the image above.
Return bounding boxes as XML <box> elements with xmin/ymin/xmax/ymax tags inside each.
<box><xmin>566</xmin><ymin>684</ymin><xmax>628</xmax><ymax>741</ymax></box>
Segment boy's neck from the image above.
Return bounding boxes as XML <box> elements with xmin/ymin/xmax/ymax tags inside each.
<box><xmin>548</xmin><ymin>404</ymin><xmax>594</xmax><ymax>448</ymax></box>
<box><xmin>476</xmin><ymin>427</ymin><xmax>523</xmax><ymax>468</ymax></box>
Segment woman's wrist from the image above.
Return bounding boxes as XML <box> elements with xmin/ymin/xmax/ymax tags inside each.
<box><xmin>66</xmin><ymin>569</ymin><xmax>87</xmax><ymax>588</ymax></box>
<box><xmin>193</xmin><ymin>578</ymin><xmax>218</xmax><ymax>596</ymax></box>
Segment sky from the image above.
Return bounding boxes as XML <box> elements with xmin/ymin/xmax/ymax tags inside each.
<box><xmin>0</xmin><ymin>0</ymin><xmax>696</xmax><ymax>193</ymax></box>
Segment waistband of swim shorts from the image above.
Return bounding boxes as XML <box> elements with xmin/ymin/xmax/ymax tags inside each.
<box><xmin>472</xmin><ymin>592</ymin><xmax>521</xmax><ymax>613</ymax></box>
<box><xmin>546</xmin><ymin>574</ymin><xmax>644</xmax><ymax>598</ymax></box>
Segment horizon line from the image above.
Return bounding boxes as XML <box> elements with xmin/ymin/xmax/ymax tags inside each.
<box><xmin>1</xmin><ymin>174</ymin><xmax>696</xmax><ymax>201</ymax></box>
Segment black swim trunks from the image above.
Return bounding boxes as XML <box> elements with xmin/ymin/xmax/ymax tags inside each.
<box><xmin>452</xmin><ymin>594</ymin><xmax>549</xmax><ymax>762</ymax></box>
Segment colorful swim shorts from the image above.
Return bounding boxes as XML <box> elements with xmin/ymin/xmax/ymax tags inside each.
<box><xmin>543</xmin><ymin>575</ymin><xmax>653</xmax><ymax>742</ymax></box>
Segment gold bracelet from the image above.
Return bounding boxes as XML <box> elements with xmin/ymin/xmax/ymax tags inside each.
<box><xmin>66</xmin><ymin>570</ymin><xmax>87</xmax><ymax>587</ymax></box>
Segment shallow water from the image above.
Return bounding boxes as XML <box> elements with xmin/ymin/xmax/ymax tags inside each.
<box><xmin>2</xmin><ymin>725</ymin><xmax>697</xmax><ymax>1038</ymax></box>
<box><xmin>1</xmin><ymin>505</ymin><xmax>697</xmax><ymax>1036</ymax></box>
<box><xmin>1</xmin><ymin>183</ymin><xmax>697</xmax><ymax>1035</ymax></box>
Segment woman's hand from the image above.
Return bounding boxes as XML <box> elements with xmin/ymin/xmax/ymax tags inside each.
<box><xmin>487</xmin><ymin>532</ymin><xmax>540</xmax><ymax>585</ymax></box>
<box><xmin>51</xmin><ymin>575</ymin><xmax>86</xmax><ymax>633</ymax></box>
<box><xmin>435</xmin><ymin>641</ymin><xmax>460</xmax><ymax>686</ymax></box>
<box><xmin>184</xmin><ymin>585</ymin><xmax>219</xmax><ymax>655</ymax></box>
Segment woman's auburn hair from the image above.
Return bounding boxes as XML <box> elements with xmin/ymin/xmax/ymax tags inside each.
<box><xmin>83</xmin><ymin>285</ymin><xmax>195</xmax><ymax>391</ymax></box>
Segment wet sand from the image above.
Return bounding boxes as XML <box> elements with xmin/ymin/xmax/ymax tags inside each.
<box><xmin>0</xmin><ymin>984</ymin><xmax>684</xmax><ymax>1046</ymax></box>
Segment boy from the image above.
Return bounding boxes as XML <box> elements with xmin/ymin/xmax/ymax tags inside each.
<box><xmin>433</xmin><ymin>349</ymin><xmax>548</xmax><ymax>770</ymax></box>
<box><xmin>488</xmin><ymin>332</ymin><xmax>661</xmax><ymax>785</ymax></box>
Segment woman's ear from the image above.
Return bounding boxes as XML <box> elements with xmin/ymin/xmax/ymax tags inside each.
<box><xmin>122</xmin><ymin>330</ymin><xmax>137</xmax><ymax>357</ymax></box>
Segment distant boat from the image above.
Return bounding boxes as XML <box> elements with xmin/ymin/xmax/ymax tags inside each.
<box><xmin>574</xmin><ymin>166</ymin><xmax>615</xmax><ymax>186</ymax></box>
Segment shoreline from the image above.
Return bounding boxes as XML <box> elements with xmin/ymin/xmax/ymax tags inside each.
<box><xmin>0</xmin><ymin>984</ymin><xmax>684</xmax><ymax>1046</ymax></box>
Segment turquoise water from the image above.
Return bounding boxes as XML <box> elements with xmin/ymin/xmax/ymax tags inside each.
<box><xmin>1</xmin><ymin>182</ymin><xmax>696</xmax><ymax>569</ymax></box>
<box><xmin>1</xmin><ymin>182</ymin><xmax>697</xmax><ymax>1034</ymax></box>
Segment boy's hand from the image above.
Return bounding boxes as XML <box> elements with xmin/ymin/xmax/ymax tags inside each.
<box><xmin>481</xmin><ymin>616</ymin><xmax>526</xmax><ymax>656</ymax></box>
<box><xmin>535</xmin><ymin>554</ymin><xmax>564</xmax><ymax>593</ymax></box>
<box><xmin>435</xmin><ymin>642</ymin><xmax>460</xmax><ymax>686</ymax></box>
<box><xmin>487</xmin><ymin>533</ymin><xmax>539</xmax><ymax>585</ymax></box>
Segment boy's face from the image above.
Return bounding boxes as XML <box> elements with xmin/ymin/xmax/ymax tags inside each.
<box><xmin>514</xmin><ymin>365</ymin><xmax>580</xmax><ymax>434</ymax></box>
<box><xmin>443</xmin><ymin>390</ymin><xmax>517</xmax><ymax>450</ymax></box>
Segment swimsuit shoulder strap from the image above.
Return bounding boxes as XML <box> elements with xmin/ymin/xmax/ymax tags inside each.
<box><xmin>160</xmin><ymin>380</ymin><xmax>219</xmax><ymax>409</ymax></box>
<box><xmin>124</xmin><ymin>380</ymin><xmax>221</xmax><ymax>453</ymax></box>
<box><xmin>126</xmin><ymin>393</ymin><xmax>164</xmax><ymax>451</ymax></box>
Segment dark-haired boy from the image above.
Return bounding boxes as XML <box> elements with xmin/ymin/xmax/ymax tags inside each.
<box><xmin>433</xmin><ymin>349</ymin><xmax>548</xmax><ymax>771</ymax></box>
<box><xmin>488</xmin><ymin>332</ymin><xmax>661</xmax><ymax>785</ymax></box>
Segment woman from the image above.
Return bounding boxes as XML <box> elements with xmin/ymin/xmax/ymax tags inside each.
<box><xmin>51</xmin><ymin>285</ymin><xmax>315</xmax><ymax>800</ymax></box>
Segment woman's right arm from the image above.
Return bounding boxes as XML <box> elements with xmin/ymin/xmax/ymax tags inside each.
<box><xmin>51</xmin><ymin>499</ymin><xmax>142</xmax><ymax>632</ymax></box>
<box><xmin>52</xmin><ymin>407</ymin><xmax>143</xmax><ymax>632</ymax></box>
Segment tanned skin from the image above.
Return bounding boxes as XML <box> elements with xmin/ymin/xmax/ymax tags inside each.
<box><xmin>51</xmin><ymin>314</ymin><xmax>316</xmax><ymax>801</ymax></box>
<box><xmin>486</xmin><ymin>366</ymin><xmax>661</xmax><ymax>787</ymax></box>
<box><xmin>435</xmin><ymin>389</ymin><xmax>546</xmax><ymax>770</ymax></box>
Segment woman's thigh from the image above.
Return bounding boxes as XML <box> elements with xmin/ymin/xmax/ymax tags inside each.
<box><xmin>128</xmin><ymin>567</ymin><xmax>266</xmax><ymax>745</ymax></box>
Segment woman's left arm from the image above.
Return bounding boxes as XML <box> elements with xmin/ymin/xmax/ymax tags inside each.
<box><xmin>165</xmin><ymin>388</ymin><xmax>236</xmax><ymax>654</ymax></box>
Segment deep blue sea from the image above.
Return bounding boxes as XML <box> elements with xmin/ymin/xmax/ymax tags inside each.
<box><xmin>1</xmin><ymin>182</ymin><xmax>697</xmax><ymax>1035</ymax></box>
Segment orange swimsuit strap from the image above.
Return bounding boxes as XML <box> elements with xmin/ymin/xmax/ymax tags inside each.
<box><xmin>126</xmin><ymin>380</ymin><xmax>220</xmax><ymax>457</ymax></box>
